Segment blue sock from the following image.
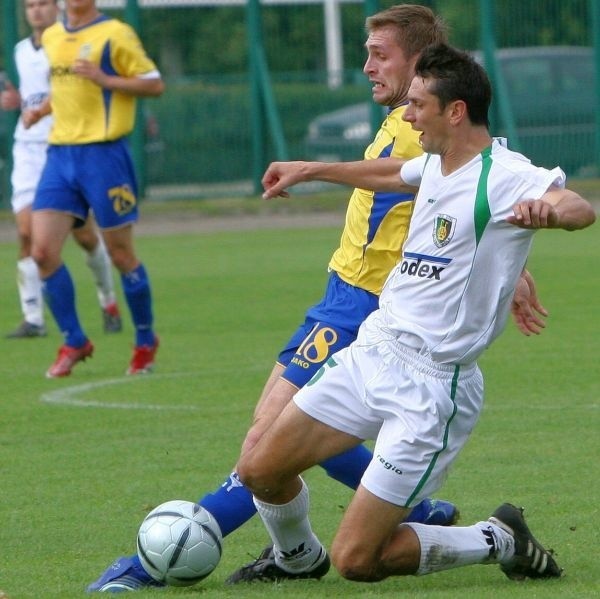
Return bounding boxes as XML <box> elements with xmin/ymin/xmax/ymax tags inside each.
<box><xmin>121</xmin><ymin>263</ymin><xmax>154</xmax><ymax>346</ymax></box>
<box><xmin>198</xmin><ymin>472</ymin><xmax>257</xmax><ymax>537</ymax></box>
<box><xmin>319</xmin><ymin>445</ymin><xmax>372</xmax><ymax>489</ymax></box>
<box><xmin>43</xmin><ymin>264</ymin><xmax>87</xmax><ymax>347</ymax></box>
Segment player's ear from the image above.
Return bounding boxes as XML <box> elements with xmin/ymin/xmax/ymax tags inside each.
<box><xmin>447</xmin><ymin>99</ymin><xmax>467</xmax><ymax>126</ymax></box>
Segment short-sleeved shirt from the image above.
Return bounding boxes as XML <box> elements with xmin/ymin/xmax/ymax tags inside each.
<box><xmin>13</xmin><ymin>37</ymin><xmax>53</xmax><ymax>143</ymax></box>
<box><xmin>41</xmin><ymin>14</ymin><xmax>160</xmax><ymax>144</ymax></box>
<box><xmin>328</xmin><ymin>105</ymin><xmax>422</xmax><ymax>295</ymax></box>
<box><xmin>370</xmin><ymin>138</ymin><xmax>566</xmax><ymax>364</ymax></box>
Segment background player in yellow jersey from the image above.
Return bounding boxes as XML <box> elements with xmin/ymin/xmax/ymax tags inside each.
<box><xmin>1</xmin><ymin>0</ymin><xmax>122</xmax><ymax>339</ymax></box>
<box><xmin>89</xmin><ymin>5</ymin><xmax>546</xmax><ymax>592</ymax></box>
<box><xmin>24</xmin><ymin>0</ymin><xmax>164</xmax><ymax>377</ymax></box>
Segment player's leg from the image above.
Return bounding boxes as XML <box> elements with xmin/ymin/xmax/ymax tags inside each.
<box><xmin>200</xmin><ymin>362</ymin><xmax>288</xmax><ymax>536</ymax></box>
<box><xmin>236</xmin><ymin>399</ymin><xmax>361</xmax><ymax>580</ymax></box>
<box><xmin>71</xmin><ymin>215</ymin><xmax>122</xmax><ymax>333</ymax></box>
<box><xmin>101</xmin><ymin>224</ymin><xmax>157</xmax><ymax>373</ymax></box>
<box><xmin>6</xmin><ymin>141</ymin><xmax>47</xmax><ymax>338</ymax></box>
<box><xmin>7</xmin><ymin>206</ymin><xmax>46</xmax><ymax>337</ymax></box>
<box><xmin>325</xmin><ymin>344</ymin><xmax>532</xmax><ymax>581</ymax></box>
<box><xmin>31</xmin><ymin>209</ymin><xmax>94</xmax><ymax>377</ymax></box>
<box><xmin>82</xmin><ymin>140</ymin><xmax>158</xmax><ymax>374</ymax></box>
<box><xmin>333</xmin><ymin>487</ymin><xmax>560</xmax><ymax>580</ymax></box>
<box><xmin>230</xmin><ymin>344</ymin><xmax>379</xmax><ymax>582</ymax></box>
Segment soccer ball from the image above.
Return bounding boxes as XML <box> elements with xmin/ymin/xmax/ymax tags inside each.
<box><xmin>137</xmin><ymin>500</ymin><xmax>223</xmax><ymax>586</ymax></box>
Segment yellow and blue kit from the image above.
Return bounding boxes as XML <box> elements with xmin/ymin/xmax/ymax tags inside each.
<box><xmin>42</xmin><ymin>14</ymin><xmax>159</xmax><ymax>144</ymax></box>
<box><xmin>34</xmin><ymin>14</ymin><xmax>160</xmax><ymax>228</ymax></box>
<box><xmin>279</xmin><ymin>105</ymin><xmax>423</xmax><ymax>388</ymax></box>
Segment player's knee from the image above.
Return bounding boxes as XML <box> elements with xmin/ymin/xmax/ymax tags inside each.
<box><xmin>236</xmin><ymin>454</ymin><xmax>277</xmax><ymax>497</ymax></box>
<box><xmin>331</xmin><ymin>543</ymin><xmax>381</xmax><ymax>582</ymax></box>
<box><xmin>30</xmin><ymin>245</ymin><xmax>57</xmax><ymax>273</ymax></box>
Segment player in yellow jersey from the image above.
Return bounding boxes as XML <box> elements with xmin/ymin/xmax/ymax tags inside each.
<box><xmin>89</xmin><ymin>5</ymin><xmax>546</xmax><ymax>592</ymax></box>
<box><xmin>24</xmin><ymin>0</ymin><xmax>164</xmax><ymax>377</ymax></box>
<box><xmin>2</xmin><ymin>0</ymin><xmax>122</xmax><ymax>339</ymax></box>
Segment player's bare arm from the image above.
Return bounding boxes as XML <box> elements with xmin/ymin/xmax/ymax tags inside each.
<box><xmin>21</xmin><ymin>96</ymin><xmax>51</xmax><ymax>129</ymax></box>
<box><xmin>0</xmin><ymin>80</ymin><xmax>21</xmax><ymax>111</ymax></box>
<box><xmin>72</xmin><ymin>60</ymin><xmax>165</xmax><ymax>97</ymax></box>
<box><xmin>508</xmin><ymin>187</ymin><xmax>596</xmax><ymax>231</ymax></box>
<box><xmin>262</xmin><ymin>158</ymin><xmax>416</xmax><ymax>199</ymax></box>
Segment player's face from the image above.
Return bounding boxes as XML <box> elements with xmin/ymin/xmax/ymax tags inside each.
<box><xmin>363</xmin><ymin>25</ymin><xmax>417</xmax><ymax>109</ymax></box>
<box><xmin>403</xmin><ymin>76</ymin><xmax>449</xmax><ymax>155</ymax></box>
<box><xmin>64</xmin><ymin>0</ymin><xmax>97</xmax><ymax>14</ymax></box>
<box><xmin>24</xmin><ymin>0</ymin><xmax>58</xmax><ymax>31</ymax></box>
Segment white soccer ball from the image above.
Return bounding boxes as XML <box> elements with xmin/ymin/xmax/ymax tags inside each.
<box><xmin>137</xmin><ymin>500</ymin><xmax>223</xmax><ymax>586</ymax></box>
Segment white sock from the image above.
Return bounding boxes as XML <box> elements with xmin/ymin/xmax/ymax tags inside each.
<box><xmin>253</xmin><ymin>479</ymin><xmax>327</xmax><ymax>573</ymax></box>
<box><xmin>17</xmin><ymin>257</ymin><xmax>44</xmax><ymax>326</ymax></box>
<box><xmin>85</xmin><ymin>239</ymin><xmax>116</xmax><ymax>309</ymax></box>
<box><xmin>405</xmin><ymin>521</ymin><xmax>515</xmax><ymax>575</ymax></box>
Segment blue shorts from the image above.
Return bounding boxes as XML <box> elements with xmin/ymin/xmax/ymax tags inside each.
<box><xmin>33</xmin><ymin>139</ymin><xmax>139</xmax><ymax>229</ymax></box>
<box><xmin>278</xmin><ymin>271</ymin><xmax>379</xmax><ymax>388</ymax></box>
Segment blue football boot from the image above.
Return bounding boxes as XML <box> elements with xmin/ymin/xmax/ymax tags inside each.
<box><xmin>87</xmin><ymin>555</ymin><xmax>163</xmax><ymax>593</ymax></box>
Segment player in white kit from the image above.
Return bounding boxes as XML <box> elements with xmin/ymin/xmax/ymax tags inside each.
<box><xmin>1</xmin><ymin>0</ymin><xmax>122</xmax><ymax>338</ymax></box>
<box><xmin>234</xmin><ymin>44</ymin><xmax>595</xmax><ymax>584</ymax></box>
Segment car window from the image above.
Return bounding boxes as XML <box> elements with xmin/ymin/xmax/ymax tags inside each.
<box><xmin>502</xmin><ymin>57</ymin><xmax>553</xmax><ymax>98</ymax></box>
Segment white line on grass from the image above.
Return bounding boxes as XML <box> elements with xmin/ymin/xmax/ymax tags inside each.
<box><xmin>40</xmin><ymin>373</ymin><xmax>200</xmax><ymax>411</ymax></box>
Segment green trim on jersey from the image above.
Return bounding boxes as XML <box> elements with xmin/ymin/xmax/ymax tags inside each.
<box><xmin>406</xmin><ymin>365</ymin><xmax>460</xmax><ymax>506</ymax></box>
<box><xmin>474</xmin><ymin>146</ymin><xmax>493</xmax><ymax>244</ymax></box>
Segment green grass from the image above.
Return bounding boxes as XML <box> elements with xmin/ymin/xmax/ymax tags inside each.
<box><xmin>0</xmin><ymin>210</ymin><xmax>598</xmax><ymax>599</ymax></box>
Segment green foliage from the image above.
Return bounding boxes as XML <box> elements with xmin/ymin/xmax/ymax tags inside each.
<box><xmin>147</xmin><ymin>76</ymin><xmax>370</xmax><ymax>184</ymax></box>
<box><xmin>0</xmin><ymin>205</ymin><xmax>598</xmax><ymax>598</ymax></box>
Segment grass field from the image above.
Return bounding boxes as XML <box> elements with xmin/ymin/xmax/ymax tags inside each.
<box><xmin>0</xmin><ymin>203</ymin><xmax>598</xmax><ymax>598</ymax></box>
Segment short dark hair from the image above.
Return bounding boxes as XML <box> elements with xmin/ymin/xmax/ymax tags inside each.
<box><xmin>366</xmin><ymin>4</ymin><xmax>448</xmax><ymax>59</ymax></box>
<box><xmin>415</xmin><ymin>43</ymin><xmax>491</xmax><ymax>127</ymax></box>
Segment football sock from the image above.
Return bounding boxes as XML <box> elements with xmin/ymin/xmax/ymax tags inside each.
<box><xmin>85</xmin><ymin>238</ymin><xmax>116</xmax><ymax>309</ymax></box>
<box><xmin>121</xmin><ymin>263</ymin><xmax>154</xmax><ymax>346</ymax></box>
<box><xmin>43</xmin><ymin>264</ymin><xmax>87</xmax><ymax>347</ymax></box>
<box><xmin>253</xmin><ymin>479</ymin><xmax>327</xmax><ymax>573</ymax></box>
<box><xmin>405</xmin><ymin>521</ymin><xmax>515</xmax><ymax>574</ymax></box>
<box><xmin>17</xmin><ymin>256</ymin><xmax>44</xmax><ymax>326</ymax></box>
<box><xmin>199</xmin><ymin>472</ymin><xmax>257</xmax><ymax>537</ymax></box>
<box><xmin>319</xmin><ymin>444</ymin><xmax>372</xmax><ymax>489</ymax></box>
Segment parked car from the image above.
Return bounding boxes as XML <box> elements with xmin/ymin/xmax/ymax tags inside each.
<box><xmin>305</xmin><ymin>46</ymin><xmax>596</xmax><ymax>176</ymax></box>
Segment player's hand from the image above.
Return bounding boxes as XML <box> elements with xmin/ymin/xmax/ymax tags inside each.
<box><xmin>0</xmin><ymin>80</ymin><xmax>20</xmax><ymax>111</ymax></box>
<box><xmin>511</xmin><ymin>269</ymin><xmax>548</xmax><ymax>336</ymax></box>
<box><xmin>72</xmin><ymin>59</ymin><xmax>107</xmax><ymax>87</ymax></box>
<box><xmin>262</xmin><ymin>161</ymin><xmax>309</xmax><ymax>199</ymax></box>
<box><xmin>21</xmin><ymin>108</ymin><xmax>42</xmax><ymax>129</ymax></box>
<box><xmin>507</xmin><ymin>199</ymin><xmax>560</xmax><ymax>229</ymax></box>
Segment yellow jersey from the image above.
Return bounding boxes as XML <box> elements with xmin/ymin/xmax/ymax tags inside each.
<box><xmin>328</xmin><ymin>105</ymin><xmax>423</xmax><ymax>295</ymax></box>
<box><xmin>42</xmin><ymin>15</ymin><xmax>159</xmax><ymax>144</ymax></box>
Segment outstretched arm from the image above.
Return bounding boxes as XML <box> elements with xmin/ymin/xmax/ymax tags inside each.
<box><xmin>262</xmin><ymin>158</ymin><xmax>416</xmax><ymax>199</ymax></box>
<box><xmin>508</xmin><ymin>187</ymin><xmax>596</xmax><ymax>231</ymax></box>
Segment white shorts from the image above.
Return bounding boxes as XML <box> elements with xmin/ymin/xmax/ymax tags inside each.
<box><xmin>294</xmin><ymin>327</ymin><xmax>484</xmax><ymax>507</ymax></box>
<box><xmin>10</xmin><ymin>140</ymin><xmax>48</xmax><ymax>213</ymax></box>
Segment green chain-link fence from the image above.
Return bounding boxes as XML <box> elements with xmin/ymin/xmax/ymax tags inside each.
<box><xmin>1</xmin><ymin>0</ymin><xmax>598</xmax><ymax>203</ymax></box>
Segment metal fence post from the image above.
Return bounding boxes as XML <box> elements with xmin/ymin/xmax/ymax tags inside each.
<box><xmin>591</xmin><ymin>0</ymin><xmax>600</xmax><ymax>175</ymax></box>
<box><xmin>480</xmin><ymin>0</ymin><xmax>520</xmax><ymax>150</ymax></box>
<box><xmin>125</xmin><ymin>0</ymin><xmax>147</xmax><ymax>198</ymax></box>
<box><xmin>247</xmin><ymin>0</ymin><xmax>266</xmax><ymax>194</ymax></box>
<box><xmin>2</xmin><ymin>0</ymin><xmax>19</xmax><ymax>208</ymax></box>
<box><xmin>364</xmin><ymin>0</ymin><xmax>380</xmax><ymax>140</ymax></box>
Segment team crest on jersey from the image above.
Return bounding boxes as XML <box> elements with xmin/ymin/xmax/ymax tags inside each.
<box><xmin>433</xmin><ymin>214</ymin><xmax>456</xmax><ymax>248</ymax></box>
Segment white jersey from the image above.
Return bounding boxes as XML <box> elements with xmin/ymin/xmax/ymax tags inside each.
<box><xmin>13</xmin><ymin>37</ymin><xmax>53</xmax><ymax>143</ymax></box>
<box><xmin>365</xmin><ymin>138</ymin><xmax>565</xmax><ymax>365</ymax></box>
